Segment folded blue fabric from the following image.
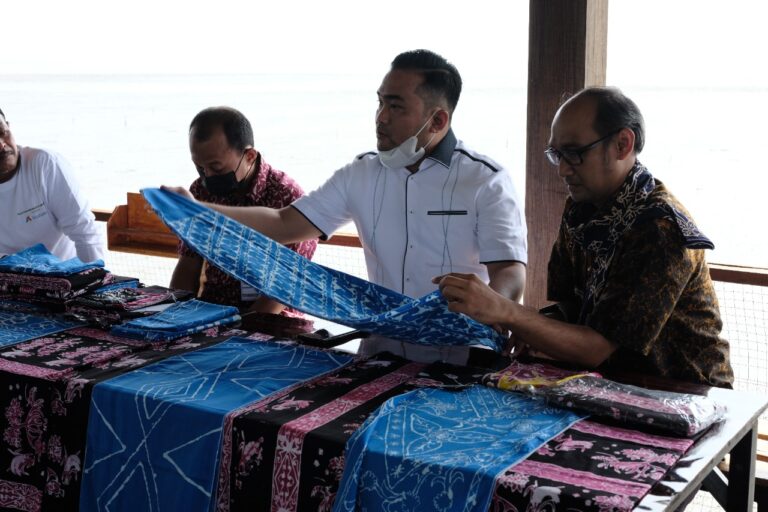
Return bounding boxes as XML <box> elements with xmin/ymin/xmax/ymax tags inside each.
<box><xmin>110</xmin><ymin>299</ymin><xmax>240</xmax><ymax>341</ymax></box>
<box><xmin>0</xmin><ymin>243</ymin><xmax>105</xmax><ymax>276</ymax></box>
<box><xmin>141</xmin><ymin>188</ymin><xmax>506</xmax><ymax>351</ymax></box>
<box><xmin>333</xmin><ymin>386</ymin><xmax>585</xmax><ymax>512</ymax></box>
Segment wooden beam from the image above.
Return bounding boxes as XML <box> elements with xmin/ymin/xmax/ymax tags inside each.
<box><xmin>524</xmin><ymin>0</ymin><xmax>608</xmax><ymax>309</ymax></box>
<box><xmin>709</xmin><ymin>263</ymin><xmax>768</xmax><ymax>287</ymax></box>
<box><xmin>324</xmin><ymin>232</ymin><xmax>362</xmax><ymax>248</ymax></box>
<box><xmin>93</xmin><ymin>209</ymin><xmax>112</xmax><ymax>222</ymax></box>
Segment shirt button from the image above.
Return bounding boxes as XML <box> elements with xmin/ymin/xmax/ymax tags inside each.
<box><xmin>406</xmin><ymin>277</ymin><xmax>410</xmax><ymax>281</ymax></box>
<box><xmin>409</xmin><ymin>244</ymin><xmax>413</xmax><ymax>248</ymax></box>
<box><xmin>409</xmin><ymin>210</ymin><xmax>414</xmax><ymax>214</ymax></box>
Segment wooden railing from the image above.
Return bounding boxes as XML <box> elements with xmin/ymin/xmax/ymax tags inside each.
<box><xmin>100</xmin><ymin>193</ymin><xmax>362</xmax><ymax>259</ymax></box>
<box><xmin>709</xmin><ymin>264</ymin><xmax>768</xmax><ymax>287</ymax></box>
<box><xmin>95</xmin><ymin>195</ymin><xmax>765</xmax><ymax>287</ymax></box>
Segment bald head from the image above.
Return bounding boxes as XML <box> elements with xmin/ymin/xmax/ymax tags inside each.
<box><xmin>562</xmin><ymin>86</ymin><xmax>645</xmax><ymax>153</ymax></box>
<box><xmin>550</xmin><ymin>94</ymin><xmax>601</xmax><ymax>148</ymax></box>
<box><xmin>548</xmin><ymin>89</ymin><xmax>639</xmax><ymax>206</ymax></box>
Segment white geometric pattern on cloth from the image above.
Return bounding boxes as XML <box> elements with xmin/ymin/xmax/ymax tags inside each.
<box><xmin>332</xmin><ymin>385</ymin><xmax>585</xmax><ymax>512</ymax></box>
<box><xmin>141</xmin><ymin>188</ymin><xmax>506</xmax><ymax>351</ymax></box>
<box><xmin>0</xmin><ymin>309</ymin><xmax>84</xmax><ymax>347</ymax></box>
<box><xmin>80</xmin><ymin>338</ymin><xmax>352</xmax><ymax>512</ymax></box>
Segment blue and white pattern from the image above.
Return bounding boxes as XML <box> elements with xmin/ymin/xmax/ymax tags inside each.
<box><xmin>141</xmin><ymin>188</ymin><xmax>506</xmax><ymax>351</ymax></box>
<box><xmin>0</xmin><ymin>243</ymin><xmax>105</xmax><ymax>275</ymax></box>
<box><xmin>80</xmin><ymin>338</ymin><xmax>352</xmax><ymax>512</ymax></box>
<box><xmin>109</xmin><ymin>299</ymin><xmax>241</xmax><ymax>341</ymax></box>
<box><xmin>333</xmin><ymin>386</ymin><xmax>584</xmax><ymax>512</ymax></box>
<box><xmin>0</xmin><ymin>309</ymin><xmax>84</xmax><ymax>347</ymax></box>
<box><xmin>93</xmin><ymin>277</ymin><xmax>141</xmax><ymax>293</ymax></box>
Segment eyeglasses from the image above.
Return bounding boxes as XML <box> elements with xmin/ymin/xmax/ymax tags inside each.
<box><xmin>544</xmin><ymin>129</ymin><xmax>621</xmax><ymax>166</ymax></box>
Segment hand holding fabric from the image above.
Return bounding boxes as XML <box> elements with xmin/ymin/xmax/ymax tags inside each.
<box><xmin>432</xmin><ymin>273</ymin><xmax>514</xmax><ymax>328</ymax></box>
<box><xmin>160</xmin><ymin>185</ymin><xmax>196</xmax><ymax>202</ymax></box>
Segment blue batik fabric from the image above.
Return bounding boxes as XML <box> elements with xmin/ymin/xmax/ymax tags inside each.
<box><xmin>92</xmin><ymin>276</ymin><xmax>141</xmax><ymax>293</ymax></box>
<box><xmin>80</xmin><ymin>338</ymin><xmax>352</xmax><ymax>512</ymax></box>
<box><xmin>0</xmin><ymin>309</ymin><xmax>84</xmax><ymax>347</ymax></box>
<box><xmin>109</xmin><ymin>299</ymin><xmax>240</xmax><ymax>341</ymax></box>
<box><xmin>0</xmin><ymin>243</ymin><xmax>105</xmax><ymax>275</ymax></box>
<box><xmin>333</xmin><ymin>386</ymin><xmax>585</xmax><ymax>512</ymax></box>
<box><xmin>141</xmin><ymin>188</ymin><xmax>506</xmax><ymax>351</ymax></box>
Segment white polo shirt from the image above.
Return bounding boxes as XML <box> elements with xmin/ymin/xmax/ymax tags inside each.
<box><xmin>293</xmin><ymin>130</ymin><xmax>527</xmax><ymax>298</ymax></box>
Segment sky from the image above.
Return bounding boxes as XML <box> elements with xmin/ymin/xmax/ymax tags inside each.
<box><xmin>2</xmin><ymin>0</ymin><xmax>766</xmax><ymax>269</ymax></box>
<box><xmin>3</xmin><ymin>0</ymin><xmax>767</xmax><ymax>87</ymax></box>
<box><xmin>3</xmin><ymin>0</ymin><xmax>528</xmax><ymax>77</ymax></box>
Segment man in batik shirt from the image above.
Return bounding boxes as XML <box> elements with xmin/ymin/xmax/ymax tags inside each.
<box><xmin>435</xmin><ymin>87</ymin><xmax>733</xmax><ymax>387</ymax></box>
<box><xmin>170</xmin><ymin>107</ymin><xmax>316</xmax><ymax>317</ymax></box>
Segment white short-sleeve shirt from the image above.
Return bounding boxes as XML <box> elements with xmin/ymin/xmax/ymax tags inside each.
<box><xmin>293</xmin><ymin>130</ymin><xmax>527</xmax><ymax>298</ymax></box>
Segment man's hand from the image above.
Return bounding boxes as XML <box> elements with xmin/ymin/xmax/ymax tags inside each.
<box><xmin>161</xmin><ymin>185</ymin><xmax>195</xmax><ymax>202</ymax></box>
<box><xmin>432</xmin><ymin>273</ymin><xmax>515</xmax><ymax>328</ymax></box>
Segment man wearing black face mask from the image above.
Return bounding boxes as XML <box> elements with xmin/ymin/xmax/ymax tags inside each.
<box><xmin>170</xmin><ymin>106</ymin><xmax>317</xmax><ymax>316</ymax></box>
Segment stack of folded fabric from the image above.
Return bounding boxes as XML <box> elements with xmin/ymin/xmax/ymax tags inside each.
<box><xmin>66</xmin><ymin>286</ymin><xmax>193</xmax><ymax>328</ymax></box>
<box><xmin>110</xmin><ymin>299</ymin><xmax>241</xmax><ymax>341</ymax></box>
<box><xmin>483</xmin><ymin>360</ymin><xmax>725</xmax><ymax>437</ymax></box>
<box><xmin>0</xmin><ymin>244</ymin><xmax>112</xmax><ymax>310</ymax></box>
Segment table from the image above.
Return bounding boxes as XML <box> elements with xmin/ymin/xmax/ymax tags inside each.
<box><xmin>0</xmin><ymin>318</ymin><xmax>764</xmax><ymax>511</ymax></box>
<box><xmin>625</xmin><ymin>375</ymin><xmax>768</xmax><ymax>511</ymax></box>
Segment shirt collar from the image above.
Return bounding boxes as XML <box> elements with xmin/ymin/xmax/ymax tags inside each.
<box><xmin>248</xmin><ymin>152</ymin><xmax>268</xmax><ymax>198</ymax></box>
<box><xmin>425</xmin><ymin>128</ymin><xmax>456</xmax><ymax>169</ymax></box>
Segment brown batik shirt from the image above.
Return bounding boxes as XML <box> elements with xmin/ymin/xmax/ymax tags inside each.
<box><xmin>547</xmin><ymin>182</ymin><xmax>734</xmax><ymax>388</ymax></box>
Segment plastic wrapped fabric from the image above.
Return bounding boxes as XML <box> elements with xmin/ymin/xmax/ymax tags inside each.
<box><xmin>483</xmin><ymin>360</ymin><xmax>725</xmax><ymax>437</ymax></box>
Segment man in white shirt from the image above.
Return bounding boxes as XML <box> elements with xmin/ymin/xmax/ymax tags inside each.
<box><xmin>0</xmin><ymin>107</ymin><xmax>104</xmax><ymax>262</ymax></box>
<box><xmin>165</xmin><ymin>50</ymin><xmax>527</xmax><ymax>364</ymax></box>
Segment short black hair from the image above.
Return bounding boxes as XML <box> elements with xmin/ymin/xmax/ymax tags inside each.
<box><xmin>391</xmin><ymin>49</ymin><xmax>462</xmax><ymax>114</ymax></box>
<box><xmin>570</xmin><ymin>86</ymin><xmax>645</xmax><ymax>153</ymax></box>
<box><xmin>189</xmin><ymin>106</ymin><xmax>254</xmax><ymax>151</ymax></box>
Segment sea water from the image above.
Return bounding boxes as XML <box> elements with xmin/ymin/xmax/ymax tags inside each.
<box><xmin>0</xmin><ymin>74</ymin><xmax>765</xmax><ymax>268</ymax></box>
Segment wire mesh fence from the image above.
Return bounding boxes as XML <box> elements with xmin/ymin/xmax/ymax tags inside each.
<box><xmin>715</xmin><ymin>280</ymin><xmax>768</xmax><ymax>397</ymax></box>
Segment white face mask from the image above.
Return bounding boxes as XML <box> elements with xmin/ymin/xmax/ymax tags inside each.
<box><xmin>378</xmin><ymin>116</ymin><xmax>436</xmax><ymax>169</ymax></box>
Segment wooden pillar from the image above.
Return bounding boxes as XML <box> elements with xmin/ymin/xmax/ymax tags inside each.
<box><xmin>524</xmin><ymin>0</ymin><xmax>608</xmax><ymax>308</ymax></box>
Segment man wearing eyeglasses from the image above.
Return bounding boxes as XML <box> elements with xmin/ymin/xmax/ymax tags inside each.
<box><xmin>170</xmin><ymin>106</ymin><xmax>317</xmax><ymax>317</ymax></box>
<box><xmin>436</xmin><ymin>86</ymin><xmax>734</xmax><ymax>387</ymax></box>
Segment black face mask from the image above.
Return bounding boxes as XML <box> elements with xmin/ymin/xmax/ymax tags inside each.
<box><xmin>199</xmin><ymin>150</ymin><xmax>249</xmax><ymax>195</ymax></box>
<box><xmin>202</xmin><ymin>171</ymin><xmax>240</xmax><ymax>195</ymax></box>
